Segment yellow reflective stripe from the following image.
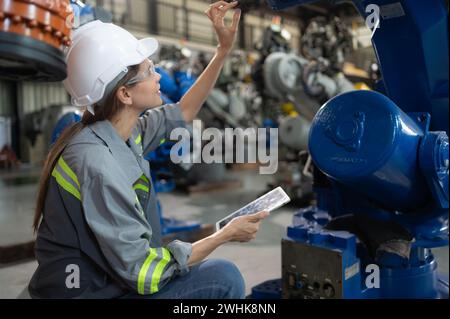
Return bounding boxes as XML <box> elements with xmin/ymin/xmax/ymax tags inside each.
<box><xmin>52</xmin><ymin>168</ymin><xmax>81</xmax><ymax>201</ymax></box>
<box><xmin>159</xmin><ymin>138</ymin><xmax>166</xmax><ymax>145</ymax></box>
<box><xmin>150</xmin><ymin>248</ymin><xmax>172</xmax><ymax>294</ymax></box>
<box><xmin>58</xmin><ymin>157</ymin><xmax>80</xmax><ymax>188</ymax></box>
<box><xmin>135</xmin><ymin>134</ymin><xmax>142</xmax><ymax>145</ymax></box>
<box><xmin>139</xmin><ymin>175</ymin><xmax>149</xmax><ymax>183</ymax></box>
<box><xmin>137</xmin><ymin>249</ymin><xmax>158</xmax><ymax>295</ymax></box>
<box><xmin>134</xmin><ymin>184</ymin><xmax>149</xmax><ymax>193</ymax></box>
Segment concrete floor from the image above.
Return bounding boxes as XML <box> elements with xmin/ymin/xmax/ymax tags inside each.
<box><xmin>0</xmin><ymin>166</ymin><xmax>448</xmax><ymax>299</ymax></box>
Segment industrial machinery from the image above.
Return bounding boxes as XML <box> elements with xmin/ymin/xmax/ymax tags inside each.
<box><xmin>157</xmin><ymin>47</ymin><xmax>263</xmax><ymax>189</ymax></box>
<box><xmin>252</xmin><ymin>0</ymin><xmax>449</xmax><ymax>299</ymax></box>
<box><xmin>0</xmin><ymin>0</ymin><xmax>113</xmax><ymax>82</ymax></box>
<box><xmin>263</xmin><ymin>51</ymin><xmax>354</xmax><ymax>108</ymax></box>
<box><xmin>300</xmin><ymin>16</ymin><xmax>353</xmax><ymax>73</ymax></box>
<box><xmin>252</xmin><ymin>18</ymin><xmax>356</xmax><ymax>203</ymax></box>
<box><xmin>25</xmin><ymin>104</ymin><xmax>82</xmax><ymax>149</ymax></box>
<box><xmin>0</xmin><ymin>0</ymin><xmax>72</xmax><ymax>81</ymax></box>
<box><xmin>253</xmin><ymin>15</ymin><xmax>355</xmax><ymax>118</ymax></box>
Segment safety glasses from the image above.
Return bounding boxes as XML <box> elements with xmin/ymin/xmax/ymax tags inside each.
<box><xmin>125</xmin><ymin>60</ymin><xmax>157</xmax><ymax>86</ymax></box>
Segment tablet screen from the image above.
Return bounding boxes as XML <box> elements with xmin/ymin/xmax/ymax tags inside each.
<box><xmin>216</xmin><ymin>187</ymin><xmax>291</xmax><ymax>231</ymax></box>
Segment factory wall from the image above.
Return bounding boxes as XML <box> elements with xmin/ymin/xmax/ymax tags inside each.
<box><xmin>18</xmin><ymin>82</ymin><xmax>69</xmax><ymax>115</ymax></box>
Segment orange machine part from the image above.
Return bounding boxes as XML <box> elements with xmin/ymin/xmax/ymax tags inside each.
<box><xmin>0</xmin><ymin>0</ymin><xmax>73</xmax><ymax>49</ymax></box>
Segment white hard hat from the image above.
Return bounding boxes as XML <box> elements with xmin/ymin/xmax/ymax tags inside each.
<box><xmin>63</xmin><ymin>20</ymin><xmax>158</xmax><ymax>112</ymax></box>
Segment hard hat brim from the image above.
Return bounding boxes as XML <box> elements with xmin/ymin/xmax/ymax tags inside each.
<box><xmin>139</xmin><ymin>38</ymin><xmax>159</xmax><ymax>58</ymax></box>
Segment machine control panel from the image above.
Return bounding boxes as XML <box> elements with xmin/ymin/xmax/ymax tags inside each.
<box><xmin>282</xmin><ymin>239</ymin><xmax>343</xmax><ymax>299</ymax></box>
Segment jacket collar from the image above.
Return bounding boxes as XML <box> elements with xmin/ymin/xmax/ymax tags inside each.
<box><xmin>89</xmin><ymin>120</ymin><xmax>143</xmax><ymax>186</ymax></box>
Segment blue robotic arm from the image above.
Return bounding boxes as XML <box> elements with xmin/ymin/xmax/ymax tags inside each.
<box><xmin>252</xmin><ymin>0</ymin><xmax>449</xmax><ymax>299</ymax></box>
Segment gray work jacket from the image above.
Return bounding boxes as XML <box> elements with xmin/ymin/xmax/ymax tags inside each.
<box><xmin>29</xmin><ymin>103</ymin><xmax>192</xmax><ymax>298</ymax></box>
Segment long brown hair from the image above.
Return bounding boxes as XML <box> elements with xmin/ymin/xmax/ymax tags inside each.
<box><xmin>33</xmin><ymin>64</ymin><xmax>141</xmax><ymax>232</ymax></box>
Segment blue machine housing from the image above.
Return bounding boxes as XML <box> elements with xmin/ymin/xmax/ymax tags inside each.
<box><xmin>157</xmin><ymin>67</ymin><xmax>197</xmax><ymax>103</ymax></box>
<box><xmin>309</xmin><ymin>90</ymin><xmax>433</xmax><ymax>212</ymax></box>
<box><xmin>284</xmin><ymin>207</ymin><xmax>448</xmax><ymax>299</ymax></box>
<box><xmin>51</xmin><ymin>112</ymin><xmax>82</xmax><ymax>145</ymax></box>
<box><xmin>157</xmin><ymin>67</ymin><xmax>179</xmax><ymax>102</ymax></box>
<box><xmin>253</xmin><ymin>0</ymin><xmax>449</xmax><ymax>299</ymax></box>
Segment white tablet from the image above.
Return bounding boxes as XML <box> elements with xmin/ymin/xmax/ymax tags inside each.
<box><xmin>216</xmin><ymin>187</ymin><xmax>291</xmax><ymax>231</ymax></box>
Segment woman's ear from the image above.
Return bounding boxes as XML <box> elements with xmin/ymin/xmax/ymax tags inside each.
<box><xmin>116</xmin><ymin>86</ymin><xmax>133</xmax><ymax>106</ymax></box>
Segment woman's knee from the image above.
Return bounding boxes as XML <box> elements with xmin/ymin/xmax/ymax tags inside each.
<box><xmin>199</xmin><ymin>259</ymin><xmax>245</xmax><ymax>299</ymax></box>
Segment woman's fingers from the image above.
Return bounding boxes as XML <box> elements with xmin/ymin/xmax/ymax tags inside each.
<box><xmin>245</xmin><ymin>223</ymin><xmax>259</xmax><ymax>234</ymax></box>
<box><xmin>227</xmin><ymin>209</ymin><xmax>267</xmax><ymax>242</ymax></box>
<box><xmin>210</xmin><ymin>1</ymin><xmax>238</xmax><ymax>11</ymax></box>
<box><xmin>246</xmin><ymin>211</ymin><xmax>270</xmax><ymax>222</ymax></box>
<box><xmin>205</xmin><ymin>8</ymin><xmax>212</xmax><ymax>20</ymax></box>
<box><xmin>206</xmin><ymin>1</ymin><xmax>233</xmax><ymax>17</ymax></box>
<box><xmin>206</xmin><ymin>1</ymin><xmax>239</xmax><ymax>26</ymax></box>
<box><xmin>231</xmin><ymin>8</ymin><xmax>242</xmax><ymax>32</ymax></box>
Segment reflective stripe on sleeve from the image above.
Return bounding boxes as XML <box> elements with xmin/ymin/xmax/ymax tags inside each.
<box><xmin>150</xmin><ymin>248</ymin><xmax>172</xmax><ymax>293</ymax></box>
<box><xmin>137</xmin><ymin>248</ymin><xmax>158</xmax><ymax>295</ymax></box>
<box><xmin>52</xmin><ymin>168</ymin><xmax>81</xmax><ymax>201</ymax></box>
<box><xmin>58</xmin><ymin>156</ymin><xmax>80</xmax><ymax>188</ymax></box>
<box><xmin>137</xmin><ymin>248</ymin><xmax>173</xmax><ymax>295</ymax></box>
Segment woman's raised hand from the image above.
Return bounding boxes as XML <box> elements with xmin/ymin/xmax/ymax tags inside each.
<box><xmin>205</xmin><ymin>1</ymin><xmax>242</xmax><ymax>56</ymax></box>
